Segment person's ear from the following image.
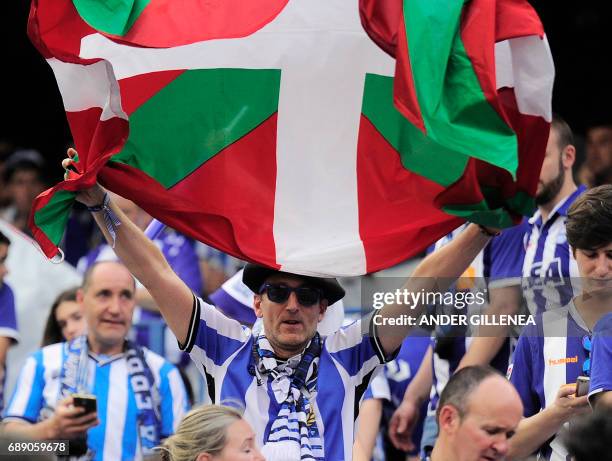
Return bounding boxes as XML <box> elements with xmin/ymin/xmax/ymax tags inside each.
<box><xmin>438</xmin><ymin>405</ymin><xmax>461</xmax><ymax>434</ymax></box>
<box><xmin>562</xmin><ymin>145</ymin><xmax>576</xmax><ymax>169</ymax></box>
<box><xmin>195</xmin><ymin>453</ymin><xmax>212</xmax><ymax>461</ymax></box>
<box><xmin>254</xmin><ymin>294</ymin><xmax>264</xmax><ymax>318</ymax></box>
<box><xmin>318</xmin><ymin>299</ymin><xmax>328</xmax><ymax>321</ymax></box>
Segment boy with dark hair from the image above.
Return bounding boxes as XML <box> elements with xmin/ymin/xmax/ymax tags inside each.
<box><xmin>508</xmin><ymin>185</ymin><xmax>612</xmax><ymax>461</ymax></box>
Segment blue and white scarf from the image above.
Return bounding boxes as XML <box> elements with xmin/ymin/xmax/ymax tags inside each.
<box><xmin>59</xmin><ymin>336</ymin><xmax>161</xmax><ymax>457</ymax></box>
<box><xmin>255</xmin><ymin>333</ymin><xmax>323</xmax><ymax>461</ymax></box>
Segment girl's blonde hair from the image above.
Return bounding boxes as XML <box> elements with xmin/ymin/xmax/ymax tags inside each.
<box><xmin>157</xmin><ymin>405</ymin><xmax>243</xmax><ymax>461</ymax></box>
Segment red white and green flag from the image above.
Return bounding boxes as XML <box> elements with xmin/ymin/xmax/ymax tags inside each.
<box><xmin>27</xmin><ymin>0</ymin><xmax>553</xmax><ymax>276</ymax></box>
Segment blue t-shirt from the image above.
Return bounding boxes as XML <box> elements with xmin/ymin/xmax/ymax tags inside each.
<box><xmin>589</xmin><ymin>312</ymin><xmax>612</xmax><ymax>403</ymax></box>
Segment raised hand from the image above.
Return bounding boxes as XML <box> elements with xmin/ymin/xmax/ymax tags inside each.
<box><xmin>62</xmin><ymin>148</ymin><xmax>105</xmax><ymax>207</ymax></box>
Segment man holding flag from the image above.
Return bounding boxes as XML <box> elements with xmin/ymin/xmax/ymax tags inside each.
<box><xmin>25</xmin><ymin>0</ymin><xmax>555</xmax><ymax>457</ymax></box>
<box><xmin>65</xmin><ymin>145</ymin><xmax>499</xmax><ymax>460</ymax></box>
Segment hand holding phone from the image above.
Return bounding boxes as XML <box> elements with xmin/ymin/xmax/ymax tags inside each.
<box><xmin>575</xmin><ymin>376</ymin><xmax>590</xmax><ymax>397</ymax></box>
<box><xmin>72</xmin><ymin>393</ymin><xmax>97</xmax><ymax>415</ymax></box>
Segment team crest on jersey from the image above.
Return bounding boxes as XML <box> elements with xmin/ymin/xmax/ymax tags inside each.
<box><xmin>306</xmin><ymin>407</ymin><xmax>316</xmax><ymax>426</ymax></box>
<box><xmin>524</xmin><ymin>258</ymin><xmax>565</xmax><ymax>290</ymax></box>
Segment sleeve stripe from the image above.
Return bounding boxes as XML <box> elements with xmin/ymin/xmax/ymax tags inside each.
<box><xmin>178</xmin><ymin>295</ymin><xmax>200</xmax><ymax>353</ymax></box>
<box><xmin>368</xmin><ymin>313</ymin><xmax>388</xmax><ymax>363</ymax></box>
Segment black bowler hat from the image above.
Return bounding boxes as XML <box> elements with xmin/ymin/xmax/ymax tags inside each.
<box><xmin>242</xmin><ymin>263</ymin><xmax>345</xmax><ymax>305</ymax></box>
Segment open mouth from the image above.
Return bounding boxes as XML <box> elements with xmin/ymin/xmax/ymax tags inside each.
<box><xmin>282</xmin><ymin>320</ymin><xmax>302</xmax><ymax>326</ymax></box>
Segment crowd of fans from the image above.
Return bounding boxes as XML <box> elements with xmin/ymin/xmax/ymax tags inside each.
<box><xmin>0</xmin><ymin>115</ymin><xmax>610</xmax><ymax>461</ymax></box>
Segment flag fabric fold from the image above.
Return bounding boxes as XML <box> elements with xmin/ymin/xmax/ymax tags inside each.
<box><xmin>27</xmin><ymin>0</ymin><xmax>553</xmax><ymax>276</ymax></box>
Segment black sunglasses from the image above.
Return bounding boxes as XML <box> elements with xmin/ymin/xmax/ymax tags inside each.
<box><xmin>259</xmin><ymin>283</ymin><xmax>322</xmax><ymax>306</ymax></box>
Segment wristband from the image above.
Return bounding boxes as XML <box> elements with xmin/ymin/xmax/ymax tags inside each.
<box><xmin>88</xmin><ymin>193</ymin><xmax>121</xmax><ymax>248</ymax></box>
<box><xmin>87</xmin><ymin>193</ymin><xmax>108</xmax><ymax>212</ymax></box>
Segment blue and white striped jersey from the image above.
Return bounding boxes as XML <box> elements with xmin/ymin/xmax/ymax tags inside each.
<box><xmin>3</xmin><ymin>342</ymin><xmax>188</xmax><ymax>461</ymax></box>
<box><xmin>181</xmin><ymin>297</ymin><xmax>387</xmax><ymax>461</ymax></box>
<box><xmin>589</xmin><ymin>312</ymin><xmax>612</xmax><ymax>403</ymax></box>
<box><xmin>519</xmin><ymin>186</ymin><xmax>586</xmax><ymax>315</ymax></box>
<box><xmin>509</xmin><ymin>301</ymin><xmax>590</xmax><ymax>461</ymax></box>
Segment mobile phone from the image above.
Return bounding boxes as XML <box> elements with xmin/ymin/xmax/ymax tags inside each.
<box><xmin>72</xmin><ymin>393</ymin><xmax>97</xmax><ymax>414</ymax></box>
<box><xmin>576</xmin><ymin>376</ymin><xmax>590</xmax><ymax>397</ymax></box>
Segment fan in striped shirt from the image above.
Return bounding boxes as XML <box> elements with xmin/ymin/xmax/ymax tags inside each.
<box><xmin>508</xmin><ymin>184</ymin><xmax>612</xmax><ymax>461</ymax></box>
<box><xmin>3</xmin><ymin>260</ymin><xmax>189</xmax><ymax>460</ymax></box>
<box><xmin>65</xmin><ymin>146</ymin><xmax>501</xmax><ymax>461</ymax></box>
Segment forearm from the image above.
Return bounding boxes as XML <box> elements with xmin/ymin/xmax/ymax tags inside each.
<box><xmin>378</xmin><ymin>224</ymin><xmax>492</xmax><ymax>353</ymax></box>
<box><xmin>3</xmin><ymin>419</ymin><xmax>57</xmax><ymax>441</ymax></box>
<box><xmin>353</xmin><ymin>399</ymin><xmax>383</xmax><ymax>461</ymax></box>
<box><xmin>508</xmin><ymin>407</ymin><xmax>566</xmax><ymax>459</ymax></box>
<box><xmin>402</xmin><ymin>346</ymin><xmax>433</xmax><ymax>405</ymax></box>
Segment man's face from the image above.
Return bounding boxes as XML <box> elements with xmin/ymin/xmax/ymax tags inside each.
<box><xmin>586</xmin><ymin>126</ymin><xmax>612</xmax><ymax>176</ymax></box>
<box><xmin>8</xmin><ymin>168</ymin><xmax>44</xmax><ymax>212</ymax></box>
<box><xmin>442</xmin><ymin>377</ymin><xmax>523</xmax><ymax>461</ymax></box>
<box><xmin>574</xmin><ymin>242</ymin><xmax>612</xmax><ymax>295</ymax></box>
<box><xmin>0</xmin><ymin>243</ymin><xmax>8</xmax><ymax>287</ymax></box>
<box><xmin>79</xmin><ymin>262</ymin><xmax>136</xmax><ymax>350</ymax></box>
<box><xmin>536</xmin><ymin>129</ymin><xmax>565</xmax><ymax>207</ymax></box>
<box><xmin>253</xmin><ymin>274</ymin><xmax>327</xmax><ymax>358</ymax></box>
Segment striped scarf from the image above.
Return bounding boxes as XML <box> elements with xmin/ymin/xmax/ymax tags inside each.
<box><xmin>59</xmin><ymin>336</ymin><xmax>161</xmax><ymax>458</ymax></box>
<box><xmin>255</xmin><ymin>333</ymin><xmax>324</xmax><ymax>461</ymax></box>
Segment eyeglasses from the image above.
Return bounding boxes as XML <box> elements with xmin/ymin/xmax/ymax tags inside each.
<box><xmin>582</xmin><ymin>335</ymin><xmax>592</xmax><ymax>376</ymax></box>
<box><xmin>259</xmin><ymin>283</ymin><xmax>322</xmax><ymax>306</ymax></box>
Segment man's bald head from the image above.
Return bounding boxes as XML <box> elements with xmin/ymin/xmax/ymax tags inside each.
<box><xmin>81</xmin><ymin>261</ymin><xmax>136</xmax><ymax>293</ymax></box>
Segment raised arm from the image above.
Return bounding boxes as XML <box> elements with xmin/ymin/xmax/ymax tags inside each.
<box><xmin>376</xmin><ymin>224</ymin><xmax>494</xmax><ymax>356</ymax></box>
<box><xmin>64</xmin><ymin>149</ymin><xmax>194</xmax><ymax>345</ymax></box>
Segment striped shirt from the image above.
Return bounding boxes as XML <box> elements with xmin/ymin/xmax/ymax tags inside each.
<box><xmin>181</xmin><ymin>296</ymin><xmax>387</xmax><ymax>461</ymax></box>
<box><xmin>4</xmin><ymin>342</ymin><xmax>188</xmax><ymax>461</ymax></box>
<box><xmin>509</xmin><ymin>301</ymin><xmax>590</xmax><ymax>461</ymax></box>
<box><xmin>589</xmin><ymin>312</ymin><xmax>612</xmax><ymax>402</ymax></box>
<box><xmin>519</xmin><ymin>186</ymin><xmax>586</xmax><ymax>315</ymax></box>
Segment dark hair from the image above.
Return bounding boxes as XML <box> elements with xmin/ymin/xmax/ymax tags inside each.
<box><xmin>0</xmin><ymin>230</ymin><xmax>10</xmax><ymax>246</ymax></box>
<box><xmin>551</xmin><ymin>114</ymin><xmax>574</xmax><ymax>152</ymax></box>
<box><xmin>436</xmin><ymin>365</ymin><xmax>501</xmax><ymax>422</ymax></box>
<box><xmin>566</xmin><ymin>185</ymin><xmax>612</xmax><ymax>250</ymax></box>
<box><xmin>563</xmin><ymin>410</ymin><xmax>612</xmax><ymax>461</ymax></box>
<box><xmin>41</xmin><ymin>287</ymin><xmax>79</xmax><ymax>346</ymax></box>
